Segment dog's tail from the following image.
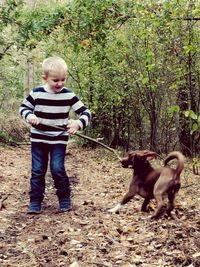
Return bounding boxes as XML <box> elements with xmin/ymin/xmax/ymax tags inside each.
<box><xmin>164</xmin><ymin>151</ymin><xmax>185</xmax><ymax>175</ymax></box>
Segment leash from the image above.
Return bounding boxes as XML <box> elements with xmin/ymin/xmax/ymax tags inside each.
<box><xmin>37</xmin><ymin>123</ymin><xmax>122</xmax><ymax>161</ymax></box>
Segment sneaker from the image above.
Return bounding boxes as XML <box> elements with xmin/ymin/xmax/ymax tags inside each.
<box><xmin>27</xmin><ymin>202</ymin><xmax>42</xmax><ymax>214</ymax></box>
<box><xmin>59</xmin><ymin>198</ymin><xmax>72</xmax><ymax>213</ymax></box>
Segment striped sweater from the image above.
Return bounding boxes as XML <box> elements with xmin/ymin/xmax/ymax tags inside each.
<box><xmin>19</xmin><ymin>86</ymin><xmax>91</xmax><ymax>144</ymax></box>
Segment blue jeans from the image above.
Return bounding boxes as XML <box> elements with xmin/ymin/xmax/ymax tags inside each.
<box><xmin>30</xmin><ymin>142</ymin><xmax>70</xmax><ymax>203</ymax></box>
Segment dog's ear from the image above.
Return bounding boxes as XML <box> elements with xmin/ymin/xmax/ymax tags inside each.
<box><xmin>127</xmin><ymin>151</ymin><xmax>137</xmax><ymax>158</ymax></box>
<box><xmin>137</xmin><ymin>150</ymin><xmax>158</xmax><ymax>160</ymax></box>
<box><xmin>120</xmin><ymin>151</ymin><xmax>137</xmax><ymax>168</ymax></box>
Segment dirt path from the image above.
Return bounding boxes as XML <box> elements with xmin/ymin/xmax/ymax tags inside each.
<box><xmin>0</xmin><ymin>145</ymin><xmax>200</xmax><ymax>267</ymax></box>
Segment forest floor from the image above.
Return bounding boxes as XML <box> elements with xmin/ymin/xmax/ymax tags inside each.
<box><xmin>0</xmin><ymin>144</ymin><xmax>200</xmax><ymax>267</ymax></box>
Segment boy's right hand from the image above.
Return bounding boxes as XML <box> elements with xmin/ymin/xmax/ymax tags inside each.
<box><xmin>27</xmin><ymin>114</ymin><xmax>40</xmax><ymax>125</ymax></box>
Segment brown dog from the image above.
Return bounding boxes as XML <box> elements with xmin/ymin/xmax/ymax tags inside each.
<box><xmin>108</xmin><ymin>150</ymin><xmax>185</xmax><ymax>219</ymax></box>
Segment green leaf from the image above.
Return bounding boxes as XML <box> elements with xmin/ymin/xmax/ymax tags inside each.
<box><xmin>184</xmin><ymin>110</ymin><xmax>190</xmax><ymax>117</ymax></box>
<box><xmin>190</xmin><ymin>123</ymin><xmax>198</xmax><ymax>134</ymax></box>
<box><xmin>190</xmin><ymin>112</ymin><xmax>197</xmax><ymax>120</ymax></box>
<box><xmin>183</xmin><ymin>44</ymin><xmax>197</xmax><ymax>54</ymax></box>
<box><xmin>146</xmin><ymin>63</ymin><xmax>155</xmax><ymax>71</ymax></box>
<box><xmin>168</xmin><ymin>105</ymin><xmax>180</xmax><ymax>114</ymax></box>
<box><xmin>184</xmin><ymin>110</ymin><xmax>198</xmax><ymax>120</ymax></box>
<box><xmin>142</xmin><ymin>77</ymin><xmax>148</xmax><ymax>84</ymax></box>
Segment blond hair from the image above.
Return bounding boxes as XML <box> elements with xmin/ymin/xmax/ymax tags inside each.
<box><xmin>42</xmin><ymin>56</ymin><xmax>68</xmax><ymax>75</ymax></box>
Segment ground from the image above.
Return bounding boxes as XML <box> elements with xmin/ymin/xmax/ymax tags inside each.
<box><xmin>0</xmin><ymin>144</ymin><xmax>200</xmax><ymax>267</ymax></box>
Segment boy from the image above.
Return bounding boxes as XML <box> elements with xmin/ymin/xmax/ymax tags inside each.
<box><xmin>19</xmin><ymin>56</ymin><xmax>91</xmax><ymax>214</ymax></box>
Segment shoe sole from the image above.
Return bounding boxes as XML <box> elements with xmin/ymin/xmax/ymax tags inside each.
<box><xmin>59</xmin><ymin>207</ymin><xmax>72</xmax><ymax>213</ymax></box>
<box><xmin>27</xmin><ymin>210</ymin><xmax>42</xmax><ymax>214</ymax></box>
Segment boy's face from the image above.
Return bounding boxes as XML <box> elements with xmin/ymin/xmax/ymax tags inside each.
<box><xmin>43</xmin><ymin>71</ymin><xmax>67</xmax><ymax>93</ymax></box>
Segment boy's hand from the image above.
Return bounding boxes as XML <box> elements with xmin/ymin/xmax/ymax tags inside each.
<box><xmin>66</xmin><ymin>119</ymin><xmax>81</xmax><ymax>134</ymax></box>
<box><xmin>28</xmin><ymin>114</ymin><xmax>40</xmax><ymax>125</ymax></box>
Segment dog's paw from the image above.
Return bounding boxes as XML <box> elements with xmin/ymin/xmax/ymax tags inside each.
<box><xmin>108</xmin><ymin>208</ymin><xmax>117</xmax><ymax>213</ymax></box>
<box><xmin>150</xmin><ymin>215</ymin><xmax>158</xmax><ymax>220</ymax></box>
<box><xmin>150</xmin><ymin>213</ymin><xmax>161</xmax><ymax>220</ymax></box>
<box><xmin>166</xmin><ymin>212</ymin><xmax>180</xmax><ymax>221</ymax></box>
<box><xmin>108</xmin><ymin>210</ymin><xmax>120</xmax><ymax>214</ymax></box>
<box><xmin>107</xmin><ymin>203</ymin><xmax>122</xmax><ymax>213</ymax></box>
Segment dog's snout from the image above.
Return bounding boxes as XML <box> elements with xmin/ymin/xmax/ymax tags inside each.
<box><xmin>121</xmin><ymin>161</ymin><xmax>129</xmax><ymax>168</ymax></box>
<box><xmin>120</xmin><ymin>156</ymin><xmax>134</xmax><ymax>168</ymax></box>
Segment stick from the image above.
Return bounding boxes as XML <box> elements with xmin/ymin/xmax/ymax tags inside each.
<box><xmin>181</xmin><ymin>183</ymin><xmax>198</xmax><ymax>189</ymax></box>
<box><xmin>0</xmin><ymin>195</ymin><xmax>8</xmax><ymax>210</ymax></box>
<box><xmin>193</xmin><ymin>164</ymin><xmax>199</xmax><ymax>175</ymax></box>
<box><xmin>155</xmin><ymin>153</ymin><xmax>164</xmax><ymax>161</ymax></box>
<box><xmin>38</xmin><ymin>123</ymin><xmax>122</xmax><ymax>161</ymax></box>
<box><xmin>75</xmin><ymin>132</ymin><xmax>122</xmax><ymax>160</ymax></box>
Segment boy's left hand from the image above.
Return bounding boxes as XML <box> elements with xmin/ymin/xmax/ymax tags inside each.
<box><xmin>66</xmin><ymin>119</ymin><xmax>81</xmax><ymax>134</ymax></box>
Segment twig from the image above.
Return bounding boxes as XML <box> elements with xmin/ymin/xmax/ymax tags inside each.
<box><xmin>155</xmin><ymin>153</ymin><xmax>164</xmax><ymax>161</ymax></box>
<box><xmin>181</xmin><ymin>183</ymin><xmax>198</xmax><ymax>189</ymax></box>
<box><xmin>37</xmin><ymin>123</ymin><xmax>122</xmax><ymax>161</ymax></box>
<box><xmin>193</xmin><ymin>164</ymin><xmax>199</xmax><ymax>175</ymax></box>
<box><xmin>15</xmin><ymin>142</ymin><xmax>30</xmax><ymax>145</ymax></box>
<box><xmin>0</xmin><ymin>195</ymin><xmax>8</xmax><ymax>210</ymax></box>
<box><xmin>75</xmin><ymin>132</ymin><xmax>122</xmax><ymax>160</ymax></box>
